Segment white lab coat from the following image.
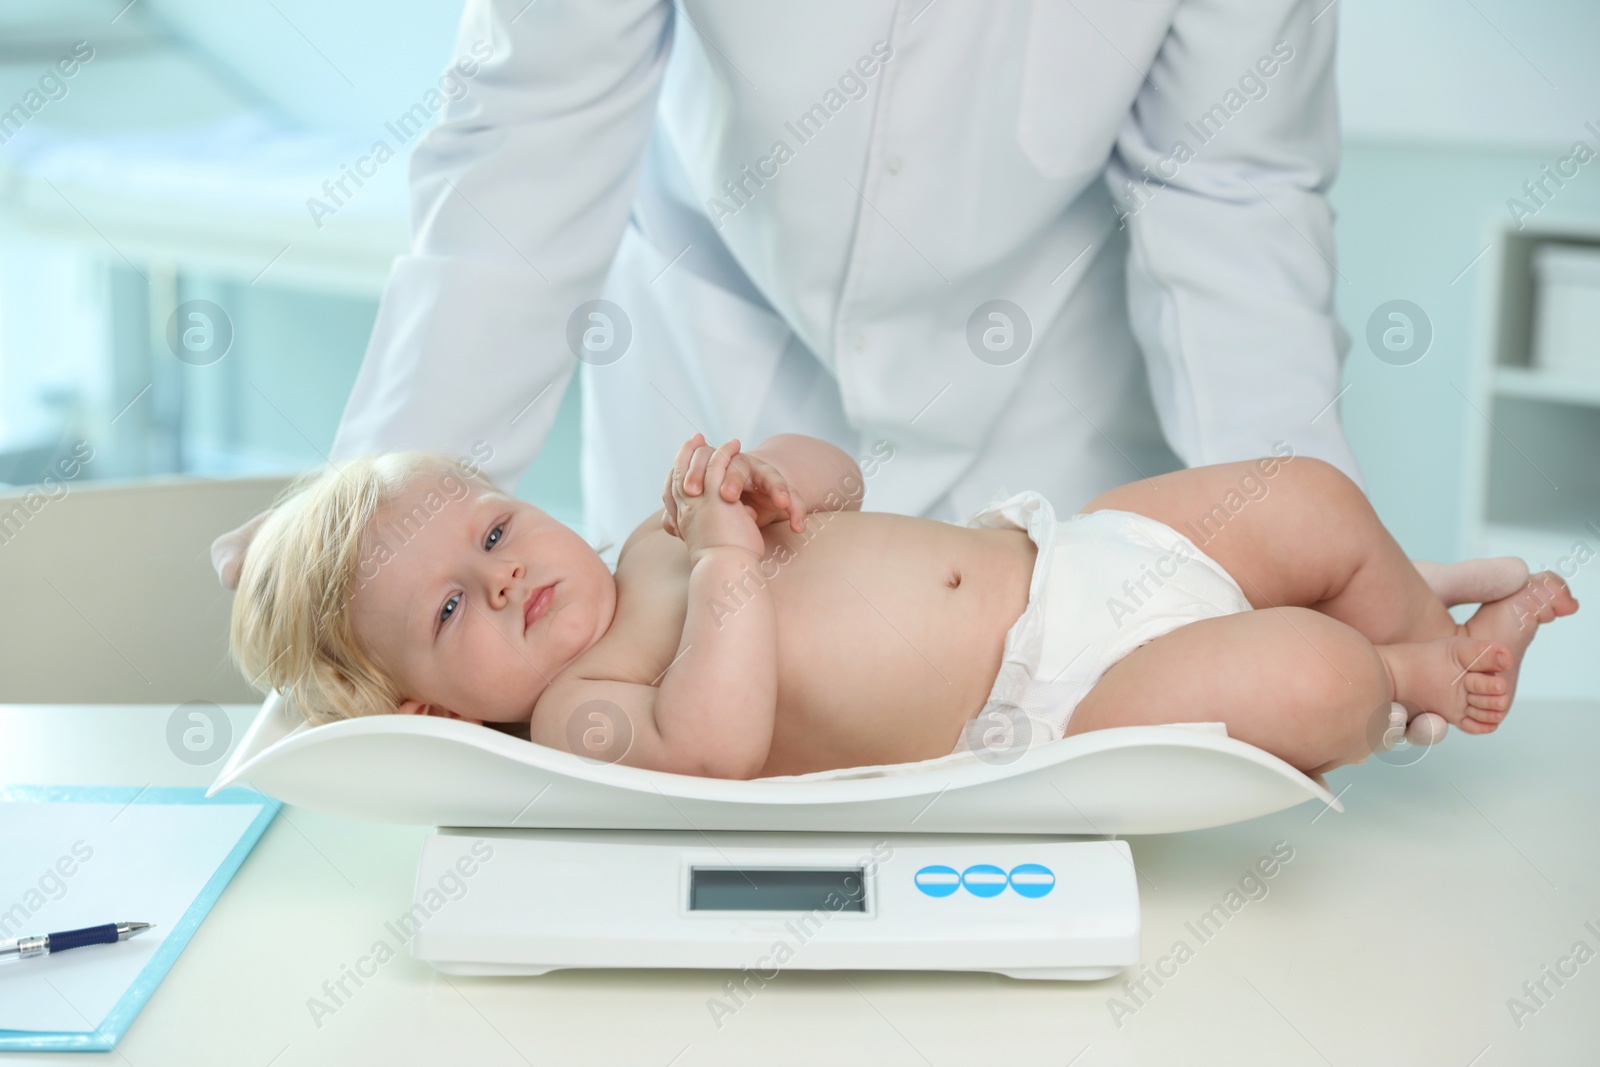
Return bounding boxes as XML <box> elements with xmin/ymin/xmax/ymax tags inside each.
<box><xmin>329</xmin><ymin>0</ymin><xmax>1358</xmax><ymax>564</ymax></box>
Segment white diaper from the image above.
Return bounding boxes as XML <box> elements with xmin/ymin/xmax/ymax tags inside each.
<box><xmin>950</xmin><ymin>489</ymin><xmax>1253</xmax><ymax>758</ymax></box>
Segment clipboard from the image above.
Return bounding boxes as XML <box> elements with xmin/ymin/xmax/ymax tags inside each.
<box><xmin>0</xmin><ymin>785</ymin><xmax>278</xmax><ymax>1052</ymax></box>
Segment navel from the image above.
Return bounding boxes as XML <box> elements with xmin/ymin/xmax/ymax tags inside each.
<box><xmin>945</xmin><ymin>569</ymin><xmax>961</xmax><ymax>589</ymax></box>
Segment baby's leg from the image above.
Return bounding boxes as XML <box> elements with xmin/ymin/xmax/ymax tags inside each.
<box><xmin>1064</xmin><ymin>607</ymin><xmax>1509</xmax><ymax>777</ymax></box>
<box><xmin>1082</xmin><ymin>456</ymin><xmax>1454</xmax><ymax>647</ymax></box>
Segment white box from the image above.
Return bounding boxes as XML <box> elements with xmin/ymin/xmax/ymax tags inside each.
<box><xmin>1530</xmin><ymin>243</ymin><xmax>1600</xmax><ymax>377</ymax></box>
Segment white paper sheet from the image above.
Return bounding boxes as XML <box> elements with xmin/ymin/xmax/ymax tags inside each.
<box><xmin>0</xmin><ymin>798</ymin><xmax>264</xmax><ymax>1033</ymax></box>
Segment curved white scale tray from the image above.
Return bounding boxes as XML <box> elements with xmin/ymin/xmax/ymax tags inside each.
<box><xmin>209</xmin><ymin>691</ymin><xmax>1341</xmax><ymax>835</ymax></box>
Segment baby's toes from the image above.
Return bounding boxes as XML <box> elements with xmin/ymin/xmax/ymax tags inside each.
<box><xmin>1465</xmin><ymin>696</ymin><xmax>1507</xmax><ymax>720</ymax></box>
<box><xmin>1509</xmin><ymin>571</ymin><xmax>1577</xmax><ymax>628</ymax></box>
<box><xmin>1466</xmin><ymin>696</ymin><xmax>1509</xmax><ymax>721</ymax></box>
<box><xmin>1464</xmin><ymin>670</ymin><xmax>1510</xmax><ymax>732</ymax></box>
<box><xmin>1452</xmin><ymin>637</ymin><xmax>1509</xmax><ymax>678</ymax></box>
<box><xmin>1529</xmin><ymin>570</ymin><xmax>1579</xmax><ymax>617</ymax></box>
<box><xmin>1464</xmin><ymin>671</ymin><xmax>1508</xmax><ymax>708</ymax></box>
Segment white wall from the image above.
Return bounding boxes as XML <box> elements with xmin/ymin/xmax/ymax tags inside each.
<box><xmin>1337</xmin><ymin>0</ymin><xmax>1600</xmax><ymax>152</ymax></box>
<box><xmin>143</xmin><ymin>0</ymin><xmax>469</xmax><ymax>134</ymax></box>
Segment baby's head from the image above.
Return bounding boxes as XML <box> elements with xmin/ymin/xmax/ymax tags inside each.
<box><xmin>229</xmin><ymin>452</ymin><xmax>616</xmax><ymax>730</ymax></box>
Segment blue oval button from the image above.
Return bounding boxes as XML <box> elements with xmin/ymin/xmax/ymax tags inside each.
<box><xmin>1007</xmin><ymin>863</ymin><xmax>1056</xmax><ymax>898</ymax></box>
<box><xmin>961</xmin><ymin>864</ymin><xmax>1009</xmax><ymax>897</ymax></box>
<box><xmin>913</xmin><ymin>865</ymin><xmax>961</xmax><ymax>897</ymax></box>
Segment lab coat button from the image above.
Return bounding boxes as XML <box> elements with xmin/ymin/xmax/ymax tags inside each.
<box><xmin>849</xmin><ymin>331</ymin><xmax>866</xmax><ymax>351</ymax></box>
<box><xmin>885</xmin><ymin>155</ymin><xmax>903</xmax><ymax>174</ymax></box>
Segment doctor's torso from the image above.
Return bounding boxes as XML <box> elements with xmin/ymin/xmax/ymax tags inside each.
<box><xmin>645</xmin><ymin>0</ymin><xmax>1181</xmax><ymax>366</ymax></box>
<box><xmin>347</xmin><ymin>0</ymin><xmax>1345</xmax><ymax>569</ymax></box>
<box><xmin>578</xmin><ymin>0</ymin><xmax>1187</xmax><ymax>544</ymax></box>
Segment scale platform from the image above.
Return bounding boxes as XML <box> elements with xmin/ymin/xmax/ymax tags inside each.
<box><xmin>212</xmin><ymin>691</ymin><xmax>1340</xmax><ymax>981</ymax></box>
<box><xmin>413</xmin><ymin>828</ymin><xmax>1138</xmax><ymax>981</ymax></box>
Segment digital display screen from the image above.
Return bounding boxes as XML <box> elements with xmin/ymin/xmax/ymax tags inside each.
<box><xmin>690</xmin><ymin>867</ymin><xmax>867</xmax><ymax>912</ymax></box>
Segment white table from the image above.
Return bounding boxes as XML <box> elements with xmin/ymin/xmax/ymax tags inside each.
<box><xmin>3</xmin><ymin>702</ymin><xmax>1597</xmax><ymax>1066</ymax></box>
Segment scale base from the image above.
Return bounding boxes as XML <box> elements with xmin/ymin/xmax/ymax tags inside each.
<box><xmin>424</xmin><ymin>960</ymin><xmax>1125</xmax><ymax>981</ymax></box>
<box><xmin>411</xmin><ymin>828</ymin><xmax>1141</xmax><ymax>982</ymax></box>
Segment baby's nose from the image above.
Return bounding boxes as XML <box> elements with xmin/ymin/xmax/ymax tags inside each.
<box><xmin>500</xmin><ymin>563</ymin><xmax>525</xmax><ymax>601</ymax></box>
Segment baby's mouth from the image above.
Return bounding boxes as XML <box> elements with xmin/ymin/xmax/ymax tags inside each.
<box><xmin>523</xmin><ymin>583</ymin><xmax>556</xmax><ymax>632</ymax></box>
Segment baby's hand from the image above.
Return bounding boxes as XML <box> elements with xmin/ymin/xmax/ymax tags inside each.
<box><xmin>662</xmin><ymin>433</ymin><xmax>806</xmax><ymax>538</ymax></box>
<box><xmin>668</xmin><ymin>436</ymin><xmax>766</xmax><ymax>562</ymax></box>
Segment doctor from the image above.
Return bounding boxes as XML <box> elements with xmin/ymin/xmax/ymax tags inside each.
<box><xmin>218</xmin><ymin>0</ymin><xmax>1357</xmax><ymax>580</ymax></box>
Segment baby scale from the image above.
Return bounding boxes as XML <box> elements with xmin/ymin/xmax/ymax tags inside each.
<box><xmin>210</xmin><ymin>691</ymin><xmax>1339</xmax><ymax>981</ymax></box>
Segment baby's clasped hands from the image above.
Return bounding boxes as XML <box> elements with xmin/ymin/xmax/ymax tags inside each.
<box><xmin>661</xmin><ymin>432</ymin><xmax>807</xmax><ymax>540</ymax></box>
<box><xmin>666</xmin><ymin>435</ymin><xmax>769</xmax><ymax>562</ymax></box>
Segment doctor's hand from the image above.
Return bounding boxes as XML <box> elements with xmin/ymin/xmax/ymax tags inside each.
<box><xmin>667</xmin><ymin>437</ymin><xmax>768</xmax><ymax>561</ymax></box>
<box><xmin>661</xmin><ymin>433</ymin><xmax>806</xmax><ymax>539</ymax></box>
<box><xmin>211</xmin><ymin>506</ymin><xmax>273</xmax><ymax>590</ymax></box>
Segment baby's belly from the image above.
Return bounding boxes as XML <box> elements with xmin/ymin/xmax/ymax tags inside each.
<box><xmin>753</xmin><ymin>512</ymin><xmax>1036</xmax><ymax>776</ymax></box>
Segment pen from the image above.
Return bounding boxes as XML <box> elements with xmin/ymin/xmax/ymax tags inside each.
<box><xmin>0</xmin><ymin>922</ymin><xmax>155</xmax><ymax>961</ymax></box>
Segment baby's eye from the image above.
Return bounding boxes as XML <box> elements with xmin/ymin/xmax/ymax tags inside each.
<box><xmin>439</xmin><ymin>522</ymin><xmax>508</xmax><ymax>629</ymax></box>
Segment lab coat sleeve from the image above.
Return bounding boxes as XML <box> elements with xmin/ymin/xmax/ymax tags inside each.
<box><xmin>329</xmin><ymin>0</ymin><xmax>675</xmax><ymax>492</ymax></box>
<box><xmin>1105</xmin><ymin>0</ymin><xmax>1363</xmax><ymax>485</ymax></box>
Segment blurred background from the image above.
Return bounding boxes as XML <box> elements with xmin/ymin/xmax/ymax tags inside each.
<box><xmin>1</xmin><ymin>0</ymin><xmax>1596</xmax><ymax>703</ymax></box>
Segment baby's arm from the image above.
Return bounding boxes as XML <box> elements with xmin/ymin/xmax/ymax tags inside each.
<box><xmin>531</xmin><ymin>541</ymin><xmax>774</xmax><ymax>779</ymax></box>
<box><xmin>746</xmin><ymin>434</ymin><xmax>864</xmax><ymax>516</ymax></box>
<box><xmin>530</xmin><ymin>546</ymin><xmax>774</xmax><ymax>779</ymax></box>
<box><xmin>656</xmin><ymin>541</ymin><xmax>776</xmax><ymax>777</ymax></box>
<box><xmin>658</xmin><ymin>442</ymin><xmax>777</xmax><ymax>777</ymax></box>
<box><xmin>537</xmin><ymin>442</ymin><xmax>777</xmax><ymax>779</ymax></box>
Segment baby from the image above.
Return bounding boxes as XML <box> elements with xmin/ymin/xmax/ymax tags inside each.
<box><xmin>229</xmin><ymin>432</ymin><xmax>1578</xmax><ymax>781</ymax></box>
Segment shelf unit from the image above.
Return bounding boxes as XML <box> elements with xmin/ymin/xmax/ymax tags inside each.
<box><xmin>1464</xmin><ymin>217</ymin><xmax>1600</xmax><ymax>700</ymax></box>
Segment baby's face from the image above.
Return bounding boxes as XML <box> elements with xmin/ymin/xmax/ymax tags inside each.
<box><xmin>348</xmin><ymin>478</ymin><xmax>615</xmax><ymax>725</ymax></box>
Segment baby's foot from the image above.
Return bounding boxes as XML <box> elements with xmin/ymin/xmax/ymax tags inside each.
<box><xmin>1380</xmin><ymin>636</ymin><xmax>1512</xmax><ymax>735</ymax></box>
<box><xmin>1459</xmin><ymin>569</ymin><xmax>1579</xmax><ymax>717</ymax></box>
<box><xmin>1414</xmin><ymin>557</ymin><xmax>1529</xmax><ymax>607</ymax></box>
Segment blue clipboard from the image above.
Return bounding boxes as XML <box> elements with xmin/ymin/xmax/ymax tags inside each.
<box><xmin>0</xmin><ymin>785</ymin><xmax>279</xmax><ymax>1052</ymax></box>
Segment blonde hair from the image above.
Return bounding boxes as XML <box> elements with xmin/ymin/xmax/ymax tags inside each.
<box><xmin>229</xmin><ymin>451</ymin><xmax>498</xmax><ymax>725</ymax></box>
